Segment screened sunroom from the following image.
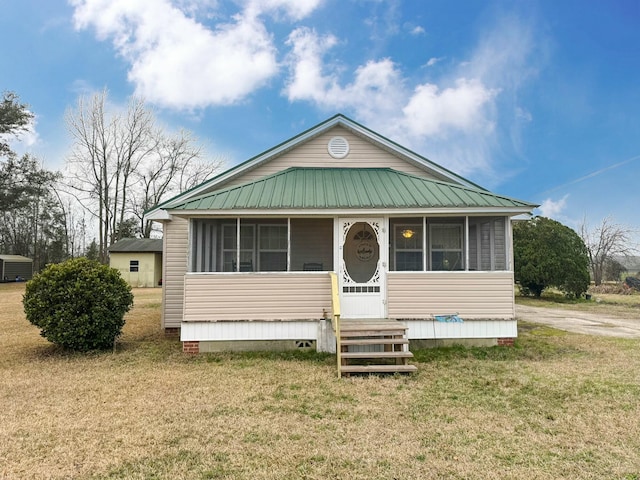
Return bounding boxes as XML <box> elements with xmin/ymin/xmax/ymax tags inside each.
<box><xmin>188</xmin><ymin>215</ymin><xmax>510</xmax><ymax>274</ymax></box>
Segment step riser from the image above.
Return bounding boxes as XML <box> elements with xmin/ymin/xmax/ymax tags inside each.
<box><xmin>340</xmin><ymin>331</ymin><xmax>407</xmax><ymax>338</ymax></box>
<box><xmin>341</xmin><ymin>365</ymin><xmax>418</xmax><ymax>374</ymax></box>
<box><xmin>336</xmin><ymin>321</ymin><xmax>416</xmax><ymax>376</ymax></box>
<box><xmin>341</xmin><ymin>352</ymin><xmax>413</xmax><ymax>359</ymax></box>
<box><xmin>341</xmin><ymin>340</ymin><xmax>409</xmax><ymax>346</ymax></box>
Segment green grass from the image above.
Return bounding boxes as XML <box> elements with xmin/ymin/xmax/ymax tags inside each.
<box><xmin>2</xmin><ymin>283</ymin><xmax>640</xmax><ymax>479</ymax></box>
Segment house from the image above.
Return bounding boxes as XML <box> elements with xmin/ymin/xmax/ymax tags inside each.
<box><xmin>0</xmin><ymin>255</ymin><xmax>33</xmax><ymax>282</ymax></box>
<box><xmin>108</xmin><ymin>238</ymin><xmax>163</xmax><ymax>288</ymax></box>
<box><xmin>147</xmin><ymin>114</ymin><xmax>536</xmax><ymax>370</ymax></box>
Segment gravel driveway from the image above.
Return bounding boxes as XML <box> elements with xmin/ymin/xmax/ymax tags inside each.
<box><xmin>515</xmin><ymin>304</ymin><xmax>640</xmax><ymax>338</ymax></box>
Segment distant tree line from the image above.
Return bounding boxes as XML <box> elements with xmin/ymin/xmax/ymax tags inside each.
<box><xmin>0</xmin><ymin>90</ymin><xmax>222</xmax><ymax>270</ymax></box>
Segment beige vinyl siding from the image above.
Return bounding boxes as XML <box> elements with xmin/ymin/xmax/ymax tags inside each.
<box><xmin>183</xmin><ymin>273</ymin><xmax>331</xmax><ymax>322</ymax></box>
<box><xmin>162</xmin><ymin>217</ymin><xmax>189</xmax><ymax>328</ymax></box>
<box><xmin>387</xmin><ymin>271</ymin><xmax>515</xmax><ymax>320</ymax></box>
<box><xmin>223</xmin><ymin>126</ymin><xmax>438</xmax><ymax>188</ymax></box>
<box><xmin>110</xmin><ymin>252</ymin><xmax>159</xmax><ymax>288</ymax></box>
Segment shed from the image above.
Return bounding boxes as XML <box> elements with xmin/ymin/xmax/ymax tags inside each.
<box><xmin>108</xmin><ymin>238</ymin><xmax>163</xmax><ymax>288</ymax></box>
<box><xmin>0</xmin><ymin>255</ymin><xmax>33</xmax><ymax>282</ymax></box>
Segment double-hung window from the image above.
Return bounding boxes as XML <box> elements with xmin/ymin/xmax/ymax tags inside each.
<box><xmin>430</xmin><ymin>224</ymin><xmax>464</xmax><ymax>271</ymax></box>
<box><xmin>393</xmin><ymin>224</ymin><xmax>423</xmax><ymax>271</ymax></box>
<box><xmin>258</xmin><ymin>224</ymin><xmax>287</xmax><ymax>271</ymax></box>
<box><xmin>221</xmin><ymin>224</ymin><xmax>255</xmax><ymax>271</ymax></box>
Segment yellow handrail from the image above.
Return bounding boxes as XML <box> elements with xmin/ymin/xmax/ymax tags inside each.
<box><xmin>329</xmin><ymin>272</ymin><xmax>341</xmax><ymax>378</ymax></box>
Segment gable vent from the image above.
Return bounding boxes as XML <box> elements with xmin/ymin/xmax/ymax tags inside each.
<box><xmin>327</xmin><ymin>136</ymin><xmax>350</xmax><ymax>159</ymax></box>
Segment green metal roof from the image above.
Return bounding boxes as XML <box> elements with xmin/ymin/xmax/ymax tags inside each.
<box><xmin>170</xmin><ymin>168</ymin><xmax>535</xmax><ymax>211</ymax></box>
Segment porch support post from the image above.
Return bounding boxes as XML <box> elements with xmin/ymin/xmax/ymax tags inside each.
<box><xmin>465</xmin><ymin>216</ymin><xmax>469</xmax><ymax>271</ymax></box>
<box><xmin>235</xmin><ymin>217</ymin><xmax>240</xmax><ymax>272</ymax></box>
<box><xmin>287</xmin><ymin>217</ymin><xmax>291</xmax><ymax>272</ymax></box>
<box><xmin>423</xmin><ymin>216</ymin><xmax>427</xmax><ymax>271</ymax></box>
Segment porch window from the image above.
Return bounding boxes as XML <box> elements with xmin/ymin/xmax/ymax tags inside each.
<box><xmin>290</xmin><ymin>218</ymin><xmax>334</xmax><ymax>271</ymax></box>
<box><xmin>430</xmin><ymin>223</ymin><xmax>464</xmax><ymax>271</ymax></box>
<box><xmin>468</xmin><ymin>217</ymin><xmax>507</xmax><ymax>271</ymax></box>
<box><xmin>390</xmin><ymin>218</ymin><xmax>423</xmax><ymax>271</ymax></box>
<box><xmin>192</xmin><ymin>218</ymin><xmax>294</xmax><ymax>272</ymax></box>
<box><xmin>258</xmin><ymin>224</ymin><xmax>287</xmax><ymax>271</ymax></box>
<box><xmin>221</xmin><ymin>223</ymin><xmax>255</xmax><ymax>272</ymax></box>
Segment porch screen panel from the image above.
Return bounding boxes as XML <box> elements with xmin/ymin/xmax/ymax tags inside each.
<box><xmin>429</xmin><ymin>219</ymin><xmax>464</xmax><ymax>271</ymax></box>
<box><xmin>191</xmin><ymin>219</ymin><xmax>217</xmax><ymax>272</ymax></box>
<box><xmin>389</xmin><ymin>218</ymin><xmax>423</xmax><ymax>271</ymax></box>
<box><xmin>290</xmin><ymin>218</ymin><xmax>334</xmax><ymax>271</ymax></box>
<box><xmin>468</xmin><ymin>217</ymin><xmax>507</xmax><ymax>271</ymax></box>
<box><xmin>258</xmin><ymin>224</ymin><xmax>287</xmax><ymax>271</ymax></box>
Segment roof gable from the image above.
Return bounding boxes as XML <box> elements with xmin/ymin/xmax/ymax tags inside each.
<box><xmin>148</xmin><ymin>114</ymin><xmax>488</xmax><ymax>218</ymax></box>
<box><xmin>170</xmin><ymin>167</ymin><xmax>535</xmax><ymax>212</ymax></box>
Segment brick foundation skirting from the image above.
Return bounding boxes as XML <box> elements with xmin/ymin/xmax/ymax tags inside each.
<box><xmin>164</xmin><ymin>327</ymin><xmax>180</xmax><ymax>337</ymax></box>
<box><xmin>497</xmin><ymin>337</ymin><xmax>515</xmax><ymax>346</ymax></box>
<box><xmin>183</xmin><ymin>341</ymin><xmax>200</xmax><ymax>354</ymax></box>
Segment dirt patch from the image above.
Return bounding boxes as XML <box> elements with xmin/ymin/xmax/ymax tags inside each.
<box><xmin>516</xmin><ymin>304</ymin><xmax>640</xmax><ymax>338</ymax></box>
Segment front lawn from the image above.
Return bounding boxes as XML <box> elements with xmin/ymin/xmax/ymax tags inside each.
<box><xmin>1</xmin><ymin>283</ymin><xmax>639</xmax><ymax>479</ymax></box>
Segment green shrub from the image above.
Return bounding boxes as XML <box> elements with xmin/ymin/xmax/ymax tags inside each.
<box><xmin>23</xmin><ymin>257</ymin><xmax>134</xmax><ymax>351</ymax></box>
<box><xmin>514</xmin><ymin>216</ymin><xmax>590</xmax><ymax>298</ymax></box>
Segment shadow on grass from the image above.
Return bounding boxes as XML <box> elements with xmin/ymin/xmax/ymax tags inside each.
<box><xmin>197</xmin><ymin>349</ymin><xmax>335</xmax><ymax>366</ymax></box>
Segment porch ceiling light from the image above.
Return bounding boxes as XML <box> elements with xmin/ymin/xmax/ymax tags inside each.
<box><xmin>401</xmin><ymin>229</ymin><xmax>415</xmax><ymax>239</ymax></box>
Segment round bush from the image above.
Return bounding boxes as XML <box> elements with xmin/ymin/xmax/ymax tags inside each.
<box><xmin>23</xmin><ymin>257</ymin><xmax>134</xmax><ymax>351</ymax></box>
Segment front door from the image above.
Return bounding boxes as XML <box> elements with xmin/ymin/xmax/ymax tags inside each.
<box><xmin>338</xmin><ymin>218</ymin><xmax>386</xmax><ymax>318</ymax></box>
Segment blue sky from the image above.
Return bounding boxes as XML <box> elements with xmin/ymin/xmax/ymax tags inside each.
<box><xmin>2</xmin><ymin>0</ymin><xmax>639</xmax><ymax>233</ymax></box>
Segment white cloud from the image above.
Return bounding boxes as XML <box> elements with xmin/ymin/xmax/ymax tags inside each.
<box><xmin>410</xmin><ymin>25</ymin><xmax>425</xmax><ymax>36</ymax></box>
<box><xmin>515</xmin><ymin>106</ymin><xmax>532</xmax><ymax>122</ymax></box>
<box><xmin>537</xmin><ymin>195</ymin><xmax>569</xmax><ymax>218</ymax></box>
<box><xmin>245</xmin><ymin>0</ymin><xmax>324</xmax><ymax>21</ymax></box>
<box><xmin>426</xmin><ymin>57</ymin><xmax>443</xmax><ymax>67</ymax></box>
<box><xmin>402</xmin><ymin>79</ymin><xmax>497</xmax><ymax>137</ymax></box>
<box><xmin>283</xmin><ymin>14</ymin><xmax>538</xmax><ymax>183</ymax></box>
<box><xmin>69</xmin><ymin>0</ymin><xmax>322</xmax><ymax>109</ymax></box>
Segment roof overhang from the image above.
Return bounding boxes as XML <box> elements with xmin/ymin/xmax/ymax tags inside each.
<box><xmin>169</xmin><ymin>207</ymin><xmax>534</xmax><ymax>218</ymax></box>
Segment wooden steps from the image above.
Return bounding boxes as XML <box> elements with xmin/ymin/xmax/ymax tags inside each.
<box><xmin>337</xmin><ymin>319</ymin><xmax>417</xmax><ymax>376</ymax></box>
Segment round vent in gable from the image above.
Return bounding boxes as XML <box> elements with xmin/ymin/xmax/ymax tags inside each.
<box><xmin>327</xmin><ymin>136</ymin><xmax>350</xmax><ymax>159</ymax></box>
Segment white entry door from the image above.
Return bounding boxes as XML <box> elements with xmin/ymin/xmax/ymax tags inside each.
<box><xmin>338</xmin><ymin>218</ymin><xmax>386</xmax><ymax>318</ymax></box>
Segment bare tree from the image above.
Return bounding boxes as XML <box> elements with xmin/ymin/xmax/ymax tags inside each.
<box><xmin>65</xmin><ymin>91</ymin><xmax>222</xmax><ymax>258</ymax></box>
<box><xmin>65</xmin><ymin>91</ymin><xmax>155</xmax><ymax>262</ymax></box>
<box><xmin>580</xmin><ymin>216</ymin><xmax>638</xmax><ymax>285</ymax></box>
<box><xmin>130</xmin><ymin>129</ymin><xmax>223</xmax><ymax>237</ymax></box>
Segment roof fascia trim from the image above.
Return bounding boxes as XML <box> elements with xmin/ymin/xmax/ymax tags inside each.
<box><xmin>169</xmin><ymin>207</ymin><xmax>534</xmax><ymax>217</ymax></box>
